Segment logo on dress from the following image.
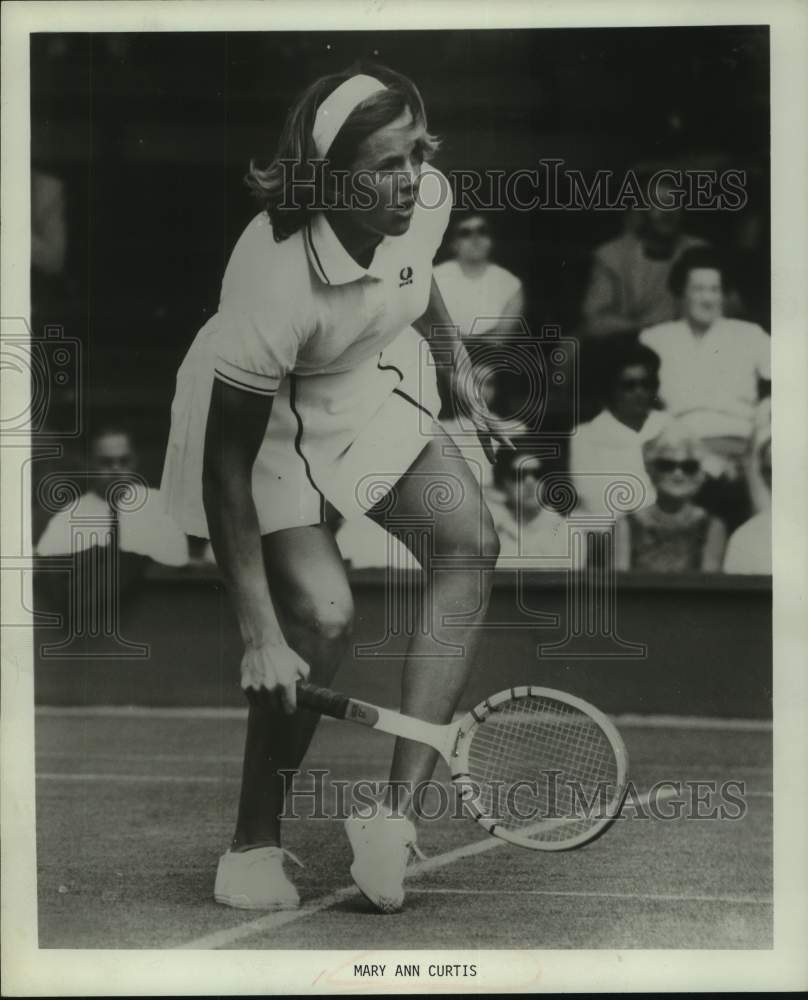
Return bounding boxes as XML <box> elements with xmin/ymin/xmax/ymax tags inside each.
<box><xmin>399</xmin><ymin>265</ymin><xmax>414</xmax><ymax>287</ymax></box>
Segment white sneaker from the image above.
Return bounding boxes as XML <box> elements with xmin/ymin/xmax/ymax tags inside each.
<box><xmin>345</xmin><ymin>809</ymin><xmax>423</xmax><ymax>914</ymax></box>
<box><xmin>214</xmin><ymin>846</ymin><xmax>303</xmax><ymax>910</ymax></box>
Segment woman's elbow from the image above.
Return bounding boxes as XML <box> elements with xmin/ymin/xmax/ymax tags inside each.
<box><xmin>202</xmin><ymin>449</ymin><xmax>237</xmax><ymax>515</ymax></box>
<box><xmin>202</xmin><ymin>450</ymin><xmax>254</xmax><ymax>512</ymax></box>
<box><xmin>202</xmin><ymin>448</ymin><xmax>224</xmax><ymax>494</ymax></box>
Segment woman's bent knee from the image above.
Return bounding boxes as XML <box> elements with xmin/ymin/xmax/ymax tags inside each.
<box><xmin>287</xmin><ymin>593</ymin><xmax>354</xmax><ymax>644</ymax></box>
<box><xmin>437</xmin><ymin>511</ymin><xmax>500</xmax><ymax>564</ymax></box>
<box><xmin>481</xmin><ymin>517</ymin><xmax>501</xmax><ymax>563</ymax></box>
<box><xmin>312</xmin><ymin>605</ymin><xmax>354</xmax><ymax>643</ymax></box>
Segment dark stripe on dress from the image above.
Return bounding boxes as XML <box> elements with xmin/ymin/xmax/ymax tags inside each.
<box><xmin>213</xmin><ymin>370</ymin><xmax>277</xmax><ymax>396</ymax></box>
<box><xmin>288</xmin><ymin>374</ymin><xmax>327</xmax><ymax>522</ymax></box>
<box><xmin>393</xmin><ymin>387</ymin><xmax>433</xmax><ymax>419</ymax></box>
<box><xmin>377</xmin><ymin>357</ymin><xmax>404</xmax><ymax>378</ymax></box>
<box><xmin>377</xmin><ymin>354</ymin><xmax>434</xmax><ymax>419</ymax></box>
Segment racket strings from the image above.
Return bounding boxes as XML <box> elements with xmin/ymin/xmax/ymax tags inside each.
<box><xmin>465</xmin><ymin>695</ymin><xmax>622</xmax><ymax>843</ymax></box>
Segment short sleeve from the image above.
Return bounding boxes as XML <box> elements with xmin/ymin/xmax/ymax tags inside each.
<box><xmin>415</xmin><ymin>164</ymin><xmax>453</xmax><ymax>260</ymax></box>
<box><xmin>211</xmin><ymin>216</ymin><xmax>311</xmax><ymax>396</ymax></box>
<box><xmin>212</xmin><ymin>303</ymin><xmax>303</xmax><ymax>396</ymax></box>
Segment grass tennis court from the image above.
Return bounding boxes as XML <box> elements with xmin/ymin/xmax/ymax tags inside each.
<box><xmin>35</xmin><ymin>708</ymin><xmax>772</xmax><ymax>950</ymax></box>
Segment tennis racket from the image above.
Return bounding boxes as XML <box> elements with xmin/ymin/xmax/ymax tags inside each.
<box><xmin>297</xmin><ymin>681</ymin><xmax>629</xmax><ymax>851</ymax></box>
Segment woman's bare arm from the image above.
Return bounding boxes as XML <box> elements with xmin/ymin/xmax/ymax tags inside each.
<box><xmin>203</xmin><ymin>379</ymin><xmax>309</xmax><ymax>710</ymax></box>
<box><xmin>413</xmin><ymin>275</ymin><xmax>514</xmax><ymax>461</ymax></box>
<box><xmin>412</xmin><ymin>275</ymin><xmax>464</xmax><ymax>388</ymax></box>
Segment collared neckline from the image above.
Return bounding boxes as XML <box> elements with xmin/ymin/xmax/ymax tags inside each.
<box><xmin>305</xmin><ymin>211</ymin><xmax>390</xmax><ymax>286</ymax></box>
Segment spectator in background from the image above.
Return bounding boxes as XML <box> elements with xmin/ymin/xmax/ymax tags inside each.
<box><xmin>37</xmin><ymin>425</ymin><xmax>189</xmax><ymax>568</ymax></box>
<box><xmin>30</xmin><ymin>164</ymin><xmax>72</xmax><ymax>343</ymax></box>
<box><xmin>31</xmin><ymin>169</ymin><xmax>67</xmax><ymax>278</ymax></box>
<box><xmin>724</xmin><ymin>436</ymin><xmax>772</xmax><ymax>575</ymax></box>
<box><xmin>581</xmin><ymin>175</ymin><xmax>705</xmax><ymax>338</ymax></box>
<box><xmin>640</xmin><ymin>246</ymin><xmax>770</xmax><ymax>531</ymax></box>
<box><xmin>433</xmin><ymin>213</ymin><xmax>524</xmax><ymax>348</ymax></box>
<box><xmin>486</xmin><ymin>446</ymin><xmax>572</xmax><ymax>569</ymax></box>
<box><xmin>615</xmin><ymin>421</ymin><xmax>726</xmax><ymax>572</ymax></box>
<box><xmin>570</xmin><ymin>340</ymin><xmax>668</xmax><ymax>516</ymax></box>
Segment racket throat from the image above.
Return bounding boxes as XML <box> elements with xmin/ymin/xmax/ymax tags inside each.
<box><xmin>369</xmin><ymin>705</ymin><xmax>454</xmax><ymax>755</ymax></box>
<box><xmin>450</xmin><ymin>726</ymin><xmax>466</xmax><ymax>759</ymax></box>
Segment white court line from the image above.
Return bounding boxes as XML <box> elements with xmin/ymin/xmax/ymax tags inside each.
<box><xmin>35</xmin><ymin>705</ymin><xmax>772</xmax><ymax>732</ymax></box>
<box><xmin>173</xmin><ymin>787</ymin><xmax>712</xmax><ymax>951</ymax></box>
<box><xmin>175</xmin><ymin>886</ymin><xmax>362</xmax><ymax>950</ymax></box>
<box><xmin>37</xmin><ymin>752</ymin><xmax>245</xmax><ymax>764</ymax></box>
<box><xmin>406</xmin><ymin>888</ymin><xmax>772</xmax><ymax>906</ymax></box>
<box><xmin>36</xmin><ymin>772</ymin><xmax>235</xmax><ymax>785</ymax></box>
<box><xmin>34</xmin><ymin>772</ymin><xmax>775</xmax><ymax>799</ymax></box>
<box><xmin>615</xmin><ymin>714</ymin><xmax>771</xmax><ymax>732</ymax></box>
<box><xmin>630</xmin><ymin>764</ymin><xmax>772</xmax><ymax>774</ymax></box>
<box><xmin>35</xmin><ymin>706</ymin><xmax>249</xmax><ymax>719</ymax></box>
<box><xmin>34</xmin><ymin>751</ymin><xmax>774</xmax><ymax>775</ymax></box>
<box><xmin>175</xmin><ymin>882</ymin><xmax>773</xmax><ymax>951</ymax></box>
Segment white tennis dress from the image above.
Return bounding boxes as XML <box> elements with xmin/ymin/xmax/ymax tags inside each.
<box><xmin>160</xmin><ymin>165</ymin><xmax>452</xmax><ymax>537</ymax></box>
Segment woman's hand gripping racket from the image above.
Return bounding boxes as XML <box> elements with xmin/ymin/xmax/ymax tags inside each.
<box><xmin>297</xmin><ymin>682</ymin><xmax>629</xmax><ymax>851</ymax></box>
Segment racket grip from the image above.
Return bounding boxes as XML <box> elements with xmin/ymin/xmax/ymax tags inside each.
<box><xmin>297</xmin><ymin>681</ymin><xmax>350</xmax><ymax>720</ymax></box>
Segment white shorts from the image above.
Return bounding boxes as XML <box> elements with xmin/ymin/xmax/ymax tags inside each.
<box><xmin>160</xmin><ymin>324</ymin><xmax>442</xmax><ymax>537</ymax></box>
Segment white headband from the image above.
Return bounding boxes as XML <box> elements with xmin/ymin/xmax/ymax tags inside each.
<box><xmin>312</xmin><ymin>74</ymin><xmax>388</xmax><ymax>158</ymax></box>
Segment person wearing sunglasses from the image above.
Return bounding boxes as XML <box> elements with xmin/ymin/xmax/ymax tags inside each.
<box><xmin>433</xmin><ymin>212</ymin><xmax>524</xmax><ymax>349</ymax></box>
<box><xmin>570</xmin><ymin>341</ymin><xmax>669</xmax><ymax>517</ymax></box>
<box><xmin>486</xmin><ymin>446</ymin><xmax>572</xmax><ymax>569</ymax></box>
<box><xmin>614</xmin><ymin>421</ymin><xmax>727</xmax><ymax>572</ymax></box>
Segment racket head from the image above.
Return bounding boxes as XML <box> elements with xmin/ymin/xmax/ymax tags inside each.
<box><xmin>450</xmin><ymin>686</ymin><xmax>629</xmax><ymax>851</ymax></box>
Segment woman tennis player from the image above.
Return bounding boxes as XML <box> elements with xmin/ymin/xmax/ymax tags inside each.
<box><xmin>161</xmin><ymin>64</ymin><xmax>511</xmax><ymax>914</ymax></box>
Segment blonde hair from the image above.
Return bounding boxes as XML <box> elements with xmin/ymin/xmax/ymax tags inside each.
<box><xmin>245</xmin><ymin>62</ymin><xmax>440</xmax><ymax>241</ymax></box>
<box><xmin>642</xmin><ymin>420</ymin><xmax>706</xmax><ymax>467</ymax></box>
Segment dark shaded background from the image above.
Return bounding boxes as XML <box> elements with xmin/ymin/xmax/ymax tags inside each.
<box><xmin>31</xmin><ymin>27</ymin><xmax>770</xmax><ymax>484</ymax></box>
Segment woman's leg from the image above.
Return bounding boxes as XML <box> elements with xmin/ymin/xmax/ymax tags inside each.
<box><xmin>232</xmin><ymin>522</ymin><xmax>354</xmax><ymax>850</ymax></box>
<box><xmin>366</xmin><ymin>424</ymin><xmax>500</xmax><ymax>816</ymax></box>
